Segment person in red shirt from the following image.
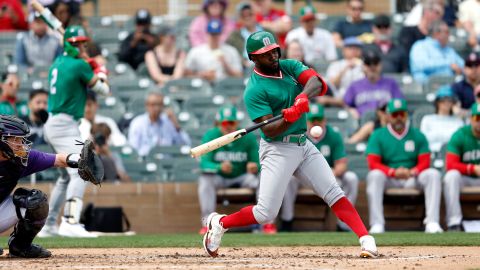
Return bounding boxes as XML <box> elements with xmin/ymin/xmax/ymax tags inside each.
<box><xmin>251</xmin><ymin>0</ymin><xmax>291</xmax><ymax>48</ymax></box>
<box><xmin>0</xmin><ymin>0</ymin><xmax>28</xmax><ymax>31</ymax></box>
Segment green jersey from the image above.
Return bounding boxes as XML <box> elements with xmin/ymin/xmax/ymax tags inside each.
<box><xmin>0</xmin><ymin>100</ymin><xmax>28</xmax><ymax>118</ymax></box>
<box><xmin>366</xmin><ymin>125</ymin><xmax>430</xmax><ymax>169</ymax></box>
<box><xmin>200</xmin><ymin>127</ymin><xmax>260</xmax><ymax>179</ymax></box>
<box><xmin>447</xmin><ymin>125</ymin><xmax>480</xmax><ymax>164</ymax></box>
<box><xmin>48</xmin><ymin>54</ymin><xmax>94</xmax><ymax>120</ymax></box>
<box><xmin>244</xmin><ymin>59</ymin><xmax>309</xmax><ymax>141</ymax></box>
<box><xmin>309</xmin><ymin>125</ymin><xmax>346</xmax><ymax>167</ymax></box>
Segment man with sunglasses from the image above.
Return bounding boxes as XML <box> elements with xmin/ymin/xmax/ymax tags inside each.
<box><xmin>198</xmin><ymin>106</ymin><xmax>260</xmax><ymax>234</ymax></box>
<box><xmin>443</xmin><ymin>103</ymin><xmax>480</xmax><ymax>231</ymax></box>
<box><xmin>332</xmin><ymin>0</ymin><xmax>372</xmax><ymax>48</ymax></box>
<box><xmin>366</xmin><ymin>98</ymin><xmax>443</xmax><ymax>234</ymax></box>
<box><xmin>202</xmin><ymin>31</ymin><xmax>378</xmax><ymax>258</ymax></box>
<box><xmin>344</xmin><ymin>49</ymin><xmax>403</xmax><ymax>119</ymax></box>
<box><xmin>0</xmin><ymin>72</ymin><xmax>28</xmax><ymax>118</ymax></box>
<box><xmin>452</xmin><ymin>52</ymin><xmax>480</xmax><ymax>116</ymax></box>
<box><xmin>280</xmin><ymin>104</ymin><xmax>359</xmax><ymax>232</ymax></box>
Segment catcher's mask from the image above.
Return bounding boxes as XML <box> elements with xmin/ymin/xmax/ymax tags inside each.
<box><xmin>0</xmin><ymin>115</ymin><xmax>32</xmax><ymax>166</ymax></box>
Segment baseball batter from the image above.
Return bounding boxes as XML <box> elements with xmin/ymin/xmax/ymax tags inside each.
<box><xmin>0</xmin><ymin>115</ymin><xmax>92</xmax><ymax>257</ymax></box>
<box><xmin>40</xmin><ymin>25</ymin><xmax>110</xmax><ymax>237</ymax></box>
<box><xmin>203</xmin><ymin>31</ymin><xmax>378</xmax><ymax>258</ymax></box>
<box><xmin>280</xmin><ymin>103</ymin><xmax>359</xmax><ymax>231</ymax></box>
<box><xmin>443</xmin><ymin>103</ymin><xmax>480</xmax><ymax>231</ymax></box>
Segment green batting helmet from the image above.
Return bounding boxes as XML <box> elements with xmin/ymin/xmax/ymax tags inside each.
<box><xmin>64</xmin><ymin>25</ymin><xmax>90</xmax><ymax>44</ymax></box>
<box><xmin>246</xmin><ymin>31</ymin><xmax>280</xmax><ymax>56</ymax></box>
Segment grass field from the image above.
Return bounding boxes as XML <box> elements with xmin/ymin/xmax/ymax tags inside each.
<box><xmin>1</xmin><ymin>232</ymin><xmax>480</xmax><ymax>249</ymax></box>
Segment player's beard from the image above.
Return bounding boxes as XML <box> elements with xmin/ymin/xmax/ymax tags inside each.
<box><xmin>257</xmin><ymin>59</ymin><xmax>280</xmax><ymax>75</ymax></box>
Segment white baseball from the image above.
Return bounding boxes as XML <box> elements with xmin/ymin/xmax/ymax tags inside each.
<box><xmin>310</xmin><ymin>126</ymin><xmax>323</xmax><ymax>137</ymax></box>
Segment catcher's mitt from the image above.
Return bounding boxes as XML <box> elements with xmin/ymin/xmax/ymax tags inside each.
<box><xmin>77</xmin><ymin>139</ymin><xmax>104</xmax><ymax>185</ymax></box>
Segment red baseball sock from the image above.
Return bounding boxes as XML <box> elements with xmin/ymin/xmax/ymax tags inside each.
<box><xmin>220</xmin><ymin>205</ymin><xmax>258</xmax><ymax>229</ymax></box>
<box><xmin>331</xmin><ymin>197</ymin><xmax>368</xmax><ymax>238</ymax></box>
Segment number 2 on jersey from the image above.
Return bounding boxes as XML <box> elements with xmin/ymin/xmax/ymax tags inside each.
<box><xmin>50</xmin><ymin>68</ymin><xmax>58</xmax><ymax>95</ymax></box>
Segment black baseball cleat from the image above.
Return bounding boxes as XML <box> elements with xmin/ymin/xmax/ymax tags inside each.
<box><xmin>9</xmin><ymin>244</ymin><xmax>51</xmax><ymax>258</ymax></box>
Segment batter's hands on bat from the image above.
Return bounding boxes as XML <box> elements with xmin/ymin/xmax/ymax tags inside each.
<box><xmin>220</xmin><ymin>161</ymin><xmax>232</xmax><ymax>174</ymax></box>
<box><xmin>87</xmin><ymin>58</ymin><xmax>108</xmax><ymax>80</ymax></box>
<box><xmin>282</xmin><ymin>93</ymin><xmax>310</xmax><ymax>123</ymax></box>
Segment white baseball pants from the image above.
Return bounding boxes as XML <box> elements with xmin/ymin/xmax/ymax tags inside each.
<box><xmin>443</xmin><ymin>170</ymin><xmax>480</xmax><ymax>227</ymax></box>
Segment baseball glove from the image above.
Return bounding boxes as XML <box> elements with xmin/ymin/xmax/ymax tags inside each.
<box><xmin>77</xmin><ymin>139</ymin><xmax>104</xmax><ymax>185</ymax></box>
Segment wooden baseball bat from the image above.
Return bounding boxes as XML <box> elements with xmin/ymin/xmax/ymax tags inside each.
<box><xmin>31</xmin><ymin>0</ymin><xmax>65</xmax><ymax>36</ymax></box>
<box><xmin>190</xmin><ymin>114</ymin><xmax>283</xmax><ymax>158</ymax></box>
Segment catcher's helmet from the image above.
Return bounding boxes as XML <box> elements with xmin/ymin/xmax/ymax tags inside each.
<box><xmin>246</xmin><ymin>31</ymin><xmax>280</xmax><ymax>57</ymax></box>
<box><xmin>0</xmin><ymin>115</ymin><xmax>32</xmax><ymax>166</ymax></box>
<box><xmin>64</xmin><ymin>25</ymin><xmax>90</xmax><ymax>44</ymax></box>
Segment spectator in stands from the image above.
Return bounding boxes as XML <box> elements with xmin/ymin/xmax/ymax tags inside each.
<box><xmin>79</xmin><ymin>90</ymin><xmax>127</xmax><ymax>147</ymax></box>
<box><xmin>14</xmin><ymin>13</ymin><xmax>62</xmax><ymax>71</ymax></box>
<box><xmin>20</xmin><ymin>89</ymin><xmax>49</xmax><ymax>146</ymax></box>
<box><xmin>145</xmin><ymin>26</ymin><xmax>186</xmax><ymax>86</ymax></box>
<box><xmin>0</xmin><ymin>72</ymin><xmax>28</xmax><ymax>117</ymax></box>
<box><xmin>250</xmin><ymin>0</ymin><xmax>292</xmax><ymax>48</ymax></box>
<box><xmin>452</xmin><ymin>52</ymin><xmax>480</xmax><ymax>116</ymax></box>
<box><xmin>118</xmin><ymin>9</ymin><xmax>156</xmax><ymax>70</ymax></box>
<box><xmin>410</xmin><ymin>20</ymin><xmax>464</xmax><ymax>84</ymax></box>
<box><xmin>404</xmin><ymin>0</ymin><xmax>456</xmax><ymax>27</ymax></box>
<box><xmin>420</xmin><ymin>86</ymin><xmax>464</xmax><ymax>153</ymax></box>
<box><xmin>91</xmin><ymin>123</ymin><xmax>131</xmax><ymax>183</ymax></box>
<box><xmin>325</xmin><ymin>37</ymin><xmax>364</xmax><ymax>99</ymax></box>
<box><xmin>366</xmin><ymin>98</ymin><xmax>443</xmax><ymax>234</ymax></box>
<box><xmin>189</xmin><ymin>0</ymin><xmax>235</xmax><ymax>47</ymax></box>
<box><xmin>459</xmin><ymin>0</ymin><xmax>480</xmax><ymax>50</ymax></box>
<box><xmin>198</xmin><ymin>105</ymin><xmax>260</xmax><ymax>234</ymax></box>
<box><xmin>363</xmin><ymin>14</ymin><xmax>408</xmax><ymax>74</ymax></box>
<box><xmin>0</xmin><ymin>0</ymin><xmax>28</xmax><ymax>31</ymax></box>
<box><xmin>226</xmin><ymin>2</ymin><xmax>268</xmax><ymax>68</ymax></box>
<box><xmin>285</xmin><ymin>5</ymin><xmax>337</xmax><ymax>66</ymax></box>
<box><xmin>347</xmin><ymin>102</ymin><xmax>388</xmax><ymax>144</ymax></box>
<box><xmin>399</xmin><ymin>1</ymin><xmax>444</xmax><ymax>58</ymax></box>
<box><xmin>280</xmin><ymin>104</ymin><xmax>359</xmax><ymax>232</ymax></box>
<box><xmin>128</xmin><ymin>91</ymin><xmax>190</xmax><ymax>157</ymax></box>
<box><xmin>185</xmin><ymin>19</ymin><xmax>242</xmax><ymax>83</ymax></box>
<box><xmin>344</xmin><ymin>49</ymin><xmax>404</xmax><ymax>119</ymax></box>
<box><xmin>332</xmin><ymin>0</ymin><xmax>372</xmax><ymax>48</ymax></box>
<box><xmin>443</xmin><ymin>103</ymin><xmax>480</xmax><ymax>231</ymax></box>
<box><xmin>50</xmin><ymin>0</ymin><xmax>71</xmax><ymax>28</ymax></box>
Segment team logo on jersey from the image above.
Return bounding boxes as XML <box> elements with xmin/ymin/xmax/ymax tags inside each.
<box><xmin>263</xmin><ymin>37</ymin><xmax>271</xmax><ymax>46</ymax></box>
<box><xmin>320</xmin><ymin>145</ymin><xmax>330</xmax><ymax>157</ymax></box>
<box><xmin>404</xmin><ymin>140</ymin><xmax>415</xmax><ymax>152</ymax></box>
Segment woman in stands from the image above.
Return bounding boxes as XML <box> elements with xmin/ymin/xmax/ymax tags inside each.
<box><xmin>145</xmin><ymin>26</ymin><xmax>186</xmax><ymax>86</ymax></box>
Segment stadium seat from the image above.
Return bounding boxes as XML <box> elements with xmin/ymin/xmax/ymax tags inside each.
<box><xmin>162</xmin><ymin>78</ymin><xmax>212</xmax><ymax>102</ymax></box>
<box><xmin>148</xmin><ymin>145</ymin><xmax>191</xmax><ymax>159</ymax></box>
<box><xmin>212</xmin><ymin>77</ymin><xmax>247</xmax><ymax>102</ymax></box>
<box><xmin>424</xmin><ymin>75</ymin><xmax>456</xmax><ymax>94</ymax></box>
<box><xmin>168</xmin><ymin>158</ymin><xmax>200</xmax><ymax>182</ymax></box>
<box><xmin>136</xmin><ymin>62</ymin><xmax>149</xmax><ymax>77</ymax></box>
<box><xmin>404</xmin><ymin>93</ymin><xmax>432</xmax><ymax>114</ymax></box>
<box><xmin>324</xmin><ymin>107</ymin><xmax>358</xmax><ymax>138</ymax></box>
<box><xmin>345</xmin><ymin>142</ymin><xmax>367</xmax><ymax>155</ymax></box>
<box><xmin>411</xmin><ymin>106</ymin><xmax>435</xmax><ymax>129</ymax></box>
<box><xmin>182</xmin><ymin>95</ymin><xmax>226</xmax><ymax>120</ymax></box>
<box><xmin>97</xmin><ymin>96</ymin><xmax>127</xmax><ymax>123</ymax></box>
<box><xmin>347</xmin><ymin>155</ymin><xmax>369</xmax><ymax>180</ymax></box>
<box><xmin>122</xmin><ymin>159</ymin><xmax>167</xmax><ymax>182</ymax></box>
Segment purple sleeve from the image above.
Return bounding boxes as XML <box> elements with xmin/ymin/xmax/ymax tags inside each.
<box><xmin>343</xmin><ymin>84</ymin><xmax>355</xmax><ymax>107</ymax></box>
<box><xmin>391</xmin><ymin>79</ymin><xmax>404</xmax><ymax>99</ymax></box>
<box><xmin>21</xmin><ymin>150</ymin><xmax>56</xmax><ymax>177</ymax></box>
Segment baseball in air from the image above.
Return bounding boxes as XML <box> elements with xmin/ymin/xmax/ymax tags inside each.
<box><xmin>310</xmin><ymin>126</ymin><xmax>323</xmax><ymax>137</ymax></box>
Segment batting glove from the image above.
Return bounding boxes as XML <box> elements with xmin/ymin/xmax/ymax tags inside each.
<box><xmin>282</xmin><ymin>93</ymin><xmax>310</xmax><ymax>123</ymax></box>
<box><xmin>86</xmin><ymin>58</ymin><xmax>108</xmax><ymax>80</ymax></box>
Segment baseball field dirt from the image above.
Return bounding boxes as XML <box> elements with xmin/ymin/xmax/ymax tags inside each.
<box><xmin>0</xmin><ymin>246</ymin><xmax>479</xmax><ymax>270</ymax></box>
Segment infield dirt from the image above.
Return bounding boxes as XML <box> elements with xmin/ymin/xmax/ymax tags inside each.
<box><xmin>0</xmin><ymin>246</ymin><xmax>479</xmax><ymax>269</ymax></box>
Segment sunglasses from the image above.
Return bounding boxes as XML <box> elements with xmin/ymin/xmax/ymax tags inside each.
<box><xmin>467</xmin><ymin>63</ymin><xmax>480</xmax><ymax>68</ymax></box>
<box><xmin>375</xmin><ymin>24</ymin><xmax>390</xmax><ymax>29</ymax></box>
<box><xmin>476</xmin><ymin>93</ymin><xmax>480</xmax><ymax>98</ymax></box>
<box><xmin>364</xmin><ymin>60</ymin><xmax>380</xmax><ymax>66</ymax></box>
<box><xmin>309</xmin><ymin>117</ymin><xmax>324</xmax><ymax>122</ymax></box>
<box><xmin>390</xmin><ymin>111</ymin><xmax>407</xmax><ymax>118</ymax></box>
<box><xmin>221</xmin><ymin>121</ymin><xmax>237</xmax><ymax>126</ymax></box>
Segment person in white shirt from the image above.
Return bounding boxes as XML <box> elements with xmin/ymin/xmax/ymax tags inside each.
<box><xmin>285</xmin><ymin>5</ymin><xmax>337</xmax><ymax>66</ymax></box>
<box><xmin>79</xmin><ymin>91</ymin><xmax>127</xmax><ymax>147</ymax></box>
<box><xmin>420</xmin><ymin>85</ymin><xmax>464</xmax><ymax>153</ymax></box>
<box><xmin>185</xmin><ymin>18</ymin><xmax>243</xmax><ymax>83</ymax></box>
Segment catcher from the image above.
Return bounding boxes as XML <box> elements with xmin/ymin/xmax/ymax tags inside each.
<box><xmin>0</xmin><ymin>115</ymin><xmax>103</xmax><ymax>258</ymax></box>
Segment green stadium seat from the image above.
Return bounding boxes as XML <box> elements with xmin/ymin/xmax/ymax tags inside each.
<box><xmin>425</xmin><ymin>75</ymin><xmax>456</xmax><ymax>94</ymax></box>
<box><xmin>162</xmin><ymin>78</ymin><xmax>212</xmax><ymax>102</ymax></box>
<box><xmin>404</xmin><ymin>93</ymin><xmax>433</xmax><ymax>114</ymax></box>
<box><xmin>168</xmin><ymin>158</ymin><xmax>200</xmax><ymax>182</ymax></box>
<box><xmin>183</xmin><ymin>96</ymin><xmax>226</xmax><ymax>120</ymax></box>
<box><xmin>411</xmin><ymin>106</ymin><xmax>435</xmax><ymax>129</ymax></box>
<box><xmin>97</xmin><ymin>96</ymin><xmax>127</xmax><ymax>123</ymax></box>
<box><xmin>324</xmin><ymin>108</ymin><xmax>358</xmax><ymax>139</ymax></box>
<box><xmin>148</xmin><ymin>145</ymin><xmax>191</xmax><ymax>159</ymax></box>
<box><xmin>347</xmin><ymin>155</ymin><xmax>369</xmax><ymax>180</ymax></box>
<box><xmin>122</xmin><ymin>159</ymin><xmax>167</xmax><ymax>182</ymax></box>
<box><xmin>212</xmin><ymin>77</ymin><xmax>247</xmax><ymax>102</ymax></box>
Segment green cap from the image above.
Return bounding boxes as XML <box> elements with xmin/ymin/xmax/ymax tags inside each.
<box><xmin>64</xmin><ymin>25</ymin><xmax>90</xmax><ymax>44</ymax></box>
<box><xmin>386</xmin><ymin>99</ymin><xmax>408</xmax><ymax>114</ymax></box>
<box><xmin>472</xmin><ymin>103</ymin><xmax>480</xmax><ymax>116</ymax></box>
<box><xmin>216</xmin><ymin>106</ymin><xmax>238</xmax><ymax>122</ymax></box>
<box><xmin>246</xmin><ymin>31</ymin><xmax>280</xmax><ymax>55</ymax></box>
<box><xmin>300</xmin><ymin>6</ymin><xmax>316</xmax><ymax>21</ymax></box>
<box><xmin>307</xmin><ymin>103</ymin><xmax>324</xmax><ymax>120</ymax></box>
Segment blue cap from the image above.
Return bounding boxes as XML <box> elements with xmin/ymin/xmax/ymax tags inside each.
<box><xmin>343</xmin><ymin>37</ymin><xmax>362</xmax><ymax>47</ymax></box>
<box><xmin>207</xmin><ymin>19</ymin><xmax>223</xmax><ymax>35</ymax></box>
<box><xmin>435</xmin><ymin>85</ymin><xmax>456</xmax><ymax>101</ymax></box>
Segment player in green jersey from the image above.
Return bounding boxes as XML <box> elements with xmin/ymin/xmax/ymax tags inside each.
<box><xmin>443</xmin><ymin>103</ymin><xmax>480</xmax><ymax>231</ymax></box>
<box><xmin>198</xmin><ymin>106</ymin><xmax>260</xmax><ymax>234</ymax></box>
<box><xmin>280</xmin><ymin>104</ymin><xmax>359</xmax><ymax>231</ymax></box>
<box><xmin>40</xmin><ymin>25</ymin><xmax>110</xmax><ymax>238</ymax></box>
<box><xmin>202</xmin><ymin>31</ymin><xmax>377</xmax><ymax>258</ymax></box>
<box><xmin>365</xmin><ymin>98</ymin><xmax>443</xmax><ymax>234</ymax></box>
